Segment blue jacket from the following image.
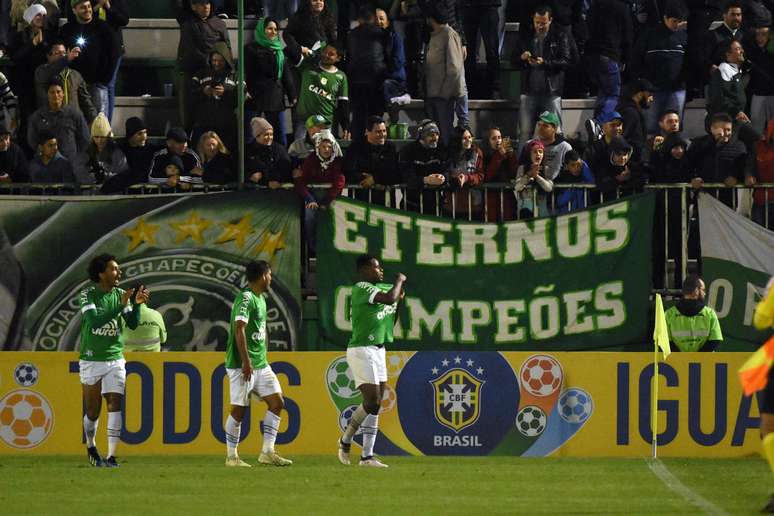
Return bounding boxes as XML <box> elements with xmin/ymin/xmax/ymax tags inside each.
<box><xmin>554</xmin><ymin>161</ymin><xmax>595</xmax><ymax>213</ymax></box>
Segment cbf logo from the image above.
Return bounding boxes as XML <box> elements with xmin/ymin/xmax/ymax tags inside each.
<box><xmin>397</xmin><ymin>352</ymin><xmax>519</xmax><ymax>455</ymax></box>
<box><xmin>430</xmin><ymin>364</ymin><xmax>484</xmax><ymax>432</ymax></box>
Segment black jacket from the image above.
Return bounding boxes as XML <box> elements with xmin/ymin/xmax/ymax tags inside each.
<box><xmin>283</xmin><ymin>10</ymin><xmax>337</xmax><ymax>65</ymax></box>
<box><xmin>616</xmin><ymin>97</ymin><xmax>648</xmax><ymax>164</ymax></box>
<box><xmin>192</xmin><ymin>49</ymin><xmax>239</xmax><ymax>131</ymax></box>
<box><xmin>65</xmin><ymin>0</ymin><xmax>129</xmax><ymax>52</ymax></box>
<box><xmin>346</xmin><ymin>25</ymin><xmax>391</xmax><ymax>85</ymax></box>
<box><xmin>511</xmin><ymin>27</ymin><xmax>572</xmax><ymax>97</ymax></box>
<box><xmin>202</xmin><ymin>152</ymin><xmax>235</xmax><ymax>184</ymax></box>
<box><xmin>707</xmin><ymin>64</ymin><xmax>746</xmax><ymax>118</ymax></box>
<box><xmin>245</xmin><ymin>141</ymin><xmax>292</xmax><ymax>185</ymax></box>
<box><xmin>0</xmin><ymin>143</ymin><xmax>29</xmax><ymax>183</ymax></box>
<box><xmin>60</xmin><ymin>18</ymin><xmax>120</xmax><ymax>84</ymax></box>
<box><xmin>585</xmin><ymin>0</ymin><xmax>633</xmax><ymax>63</ymax></box>
<box><xmin>400</xmin><ymin>140</ymin><xmax>449</xmax><ymax>212</ymax></box>
<box><xmin>703</xmin><ymin>24</ymin><xmax>744</xmax><ymax>77</ymax></box>
<box><xmin>649</xmin><ymin>133</ymin><xmax>690</xmax><ymax>183</ymax></box>
<box><xmin>177</xmin><ymin>12</ymin><xmax>232</xmax><ymax>75</ymax></box>
<box><xmin>344</xmin><ymin>139</ymin><xmax>400</xmax><ymax>204</ymax></box>
<box><xmin>685</xmin><ymin>134</ymin><xmax>747</xmax><ymax>183</ymax></box>
<box><xmin>746</xmin><ymin>38</ymin><xmax>774</xmax><ymax>96</ymax></box>
<box><xmin>244</xmin><ymin>43</ymin><xmax>296</xmax><ymax>112</ymax></box>
<box><xmin>630</xmin><ymin>23</ymin><xmax>687</xmax><ymax>91</ymax></box>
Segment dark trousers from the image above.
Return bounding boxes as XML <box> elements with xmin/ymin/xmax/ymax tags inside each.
<box><xmin>350</xmin><ymin>82</ymin><xmax>385</xmax><ymax>140</ymax></box>
<box><xmin>463</xmin><ymin>6</ymin><xmax>501</xmax><ymax>97</ymax></box>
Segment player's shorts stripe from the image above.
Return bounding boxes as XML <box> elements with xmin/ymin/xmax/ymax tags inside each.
<box><xmin>81</xmin><ymin>303</ymin><xmax>97</xmax><ymax>313</ymax></box>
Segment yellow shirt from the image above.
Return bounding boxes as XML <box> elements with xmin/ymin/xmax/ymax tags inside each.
<box><xmin>754</xmin><ymin>277</ymin><xmax>774</xmax><ymax>330</ymax></box>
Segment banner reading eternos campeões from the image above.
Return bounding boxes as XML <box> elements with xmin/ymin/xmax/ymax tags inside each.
<box><xmin>317</xmin><ymin>195</ymin><xmax>655</xmax><ymax>351</ymax></box>
<box><xmin>0</xmin><ymin>352</ymin><xmax>764</xmax><ymax>457</ymax></box>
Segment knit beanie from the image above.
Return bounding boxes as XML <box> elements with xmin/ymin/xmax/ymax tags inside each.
<box><xmin>250</xmin><ymin>117</ymin><xmax>272</xmax><ymax>139</ymax></box>
<box><xmin>91</xmin><ymin>113</ymin><xmax>112</xmax><ymax>139</ymax></box>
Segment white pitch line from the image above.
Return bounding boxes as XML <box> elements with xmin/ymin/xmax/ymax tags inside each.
<box><xmin>646</xmin><ymin>458</ymin><xmax>730</xmax><ymax>516</ymax></box>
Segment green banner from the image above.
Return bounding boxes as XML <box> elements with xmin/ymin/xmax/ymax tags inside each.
<box><xmin>317</xmin><ymin>194</ymin><xmax>655</xmax><ymax>350</ymax></box>
<box><xmin>699</xmin><ymin>194</ymin><xmax>774</xmax><ymax>351</ymax></box>
<box><xmin>0</xmin><ymin>192</ymin><xmax>301</xmax><ymax>351</ymax></box>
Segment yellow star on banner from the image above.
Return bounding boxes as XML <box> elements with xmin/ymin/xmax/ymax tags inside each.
<box><xmin>253</xmin><ymin>230</ymin><xmax>286</xmax><ymax>259</ymax></box>
<box><xmin>123</xmin><ymin>218</ymin><xmax>160</xmax><ymax>252</ymax></box>
<box><xmin>170</xmin><ymin>211</ymin><xmax>212</xmax><ymax>244</ymax></box>
<box><xmin>215</xmin><ymin>214</ymin><xmax>253</xmax><ymax>248</ymax></box>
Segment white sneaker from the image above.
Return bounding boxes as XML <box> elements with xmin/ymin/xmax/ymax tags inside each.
<box><xmin>337</xmin><ymin>439</ymin><xmax>351</xmax><ymax>465</ymax></box>
<box><xmin>225</xmin><ymin>456</ymin><xmax>252</xmax><ymax>467</ymax></box>
<box><xmin>259</xmin><ymin>450</ymin><xmax>293</xmax><ymax>466</ymax></box>
<box><xmin>359</xmin><ymin>456</ymin><xmax>388</xmax><ymax>468</ymax></box>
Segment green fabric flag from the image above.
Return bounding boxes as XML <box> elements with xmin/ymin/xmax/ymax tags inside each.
<box><xmin>254</xmin><ymin>17</ymin><xmax>285</xmax><ymax>80</ymax></box>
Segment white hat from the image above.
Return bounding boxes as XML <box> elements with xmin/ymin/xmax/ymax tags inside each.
<box><xmin>23</xmin><ymin>4</ymin><xmax>47</xmax><ymax>25</ymax></box>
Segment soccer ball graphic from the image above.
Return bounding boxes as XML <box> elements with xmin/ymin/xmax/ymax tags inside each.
<box><xmin>380</xmin><ymin>384</ymin><xmax>396</xmax><ymax>414</ymax></box>
<box><xmin>0</xmin><ymin>390</ymin><xmax>54</xmax><ymax>448</ymax></box>
<box><xmin>14</xmin><ymin>363</ymin><xmax>39</xmax><ymax>387</ymax></box>
<box><xmin>386</xmin><ymin>351</ymin><xmax>412</xmax><ymax>378</ymax></box>
<box><xmin>338</xmin><ymin>404</ymin><xmax>362</xmax><ymax>434</ymax></box>
<box><xmin>516</xmin><ymin>405</ymin><xmax>547</xmax><ymax>437</ymax></box>
<box><xmin>559</xmin><ymin>388</ymin><xmax>593</xmax><ymax>424</ymax></box>
<box><xmin>326</xmin><ymin>357</ymin><xmax>359</xmax><ymax>400</ymax></box>
<box><xmin>520</xmin><ymin>355</ymin><xmax>563</xmax><ymax>397</ymax></box>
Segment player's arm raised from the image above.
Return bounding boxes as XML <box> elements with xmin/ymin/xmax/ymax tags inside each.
<box><xmin>235</xmin><ymin>320</ymin><xmax>252</xmax><ymax>381</ymax></box>
<box><xmin>373</xmin><ymin>273</ymin><xmax>407</xmax><ymax>305</ymax></box>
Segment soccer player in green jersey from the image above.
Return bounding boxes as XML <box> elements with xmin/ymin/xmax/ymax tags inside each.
<box><xmin>224</xmin><ymin>260</ymin><xmax>292</xmax><ymax>467</ymax></box>
<box><xmin>338</xmin><ymin>254</ymin><xmax>406</xmax><ymax>468</ymax></box>
<box><xmin>79</xmin><ymin>254</ymin><xmax>148</xmax><ymax>467</ymax></box>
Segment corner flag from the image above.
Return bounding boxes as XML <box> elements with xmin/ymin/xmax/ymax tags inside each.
<box><xmin>654</xmin><ymin>294</ymin><xmax>670</xmax><ymax>359</ymax></box>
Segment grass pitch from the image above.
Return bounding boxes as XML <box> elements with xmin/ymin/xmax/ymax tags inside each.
<box><xmin>0</xmin><ymin>455</ymin><xmax>768</xmax><ymax>515</ymax></box>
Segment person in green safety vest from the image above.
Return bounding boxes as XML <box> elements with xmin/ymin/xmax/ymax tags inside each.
<box><xmin>665</xmin><ymin>274</ymin><xmax>723</xmax><ymax>352</ymax></box>
<box><xmin>122</xmin><ymin>304</ymin><xmax>167</xmax><ymax>352</ymax></box>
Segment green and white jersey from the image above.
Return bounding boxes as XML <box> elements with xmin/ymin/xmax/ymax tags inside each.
<box><xmin>296</xmin><ymin>66</ymin><xmax>349</xmax><ymax>124</ymax></box>
<box><xmin>79</xmin><ymin>286</ymin><xmax>132</xmax><ymax>361</ymax></box>
<box><xmin>348</xmin><ymin>282</ymin><xmax>397</xmax><ymax>348</ymax></box>
<box><xmin>665</xmin><ymin>305</ymin><xmax>723</xmax><ymax>352</ymax></box>
<box><xmin>225</xmin><ymin>289</ymin><xmax>268</xmax><ymax>369</ymax></box>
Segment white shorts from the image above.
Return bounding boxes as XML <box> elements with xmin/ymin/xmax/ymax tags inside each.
<box><xmin>227</xmin><ymin>366</ymin><xmax>282</xmax><ymax>406</ymax></box>
<box><xmin>79</xmin><ymin>359</ymin><xmax>126</xmax><ymax>395</ymax></box>
<box><xmin>347</xmin><ymin>346</ymin><xmax>387</xmax><ymax>387</ymax></box>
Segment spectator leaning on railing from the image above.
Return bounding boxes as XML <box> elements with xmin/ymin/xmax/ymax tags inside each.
<box><xmin>28</xmin><ymin>131</ymin><xmax>75</xmax><ymax>183</ymax></box>
<box><xmin>0</xmin><ymin>119</ymin><xmax>29</xmax><ymax>184</ymax></box>
<box><xmin>245</xmin><ymin>116</ymin><xmax>292</xmax><ymax>188</ymax></box>
<box><xmin>400</xmin><ymin>120</ymin><xmax>449</xmax><ymax>215</ymax></box>
<box><xmin>148</xmin><ymin>127</ymin><xmax>203</xmax><ymax>187</ymax></box>
<box><xmin>344</xmin><ymin>115</ymin><xmax>400</xmax><ymax>206</ymax></box>
<box><xmin>72</xmin><ymin>112</ymin><xmax>128</xmax><ymax>186</ymax></box>
<box><xmin>445</xmin><ymin>125</ymin><xmax>485</xmax><ymax>218</ymax></box>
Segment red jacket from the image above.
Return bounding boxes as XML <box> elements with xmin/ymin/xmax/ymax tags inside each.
<box><xmin>294</xmin><ymin>155</ymin><xmax>345</xmax><ymax>205</ymax></box>
<box><xmin>755</xmin><ymin>119</ymin><xmax>774</xmax><ymax>206</ymax></box>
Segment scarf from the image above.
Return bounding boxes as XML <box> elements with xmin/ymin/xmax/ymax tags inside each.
<box><xmin>313</xmin><ymin>130</ymin><xmax>339</xmax><ymax>171</ymax></box>
<box><xmin>254</xmin><ymin>18</ymin><xmax>284</xmax><ymax>80</ymax></box>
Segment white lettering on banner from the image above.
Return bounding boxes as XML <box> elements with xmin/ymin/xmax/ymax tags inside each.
<box><xmin>331</xmin><ymin>202</ymin><xmax>367</xmax><ymax>253</ymax></box>
<box><xmin>433</xmin><ymin>435</ymin><xmax>483</xmax><ymax>447</ymax></box>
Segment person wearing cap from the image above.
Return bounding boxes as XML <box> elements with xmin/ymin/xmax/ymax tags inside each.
<box><xmin>34</xmin><ymin>40</ymin><xmax>97</xmax><ymax>124</ymax></box>
<box><xmin>629</xmin><ymin>1</ymin><xmax>688</xmax><ymax>136</ymax></box>
<box><xmin>148</xmin><ymin>127</ymin><xmax>203</xmax><ymax>186</ymax></box>
<box><xmin>592</xmin><ymin>135</ymin><xmax>642</xmax><ymax>196</ymax></box>
<box><xmin>424</xmin><ymin>8</ymin><xmax>466</xmax><ymax>145</ymax></box>
<box><xmin>294</xmin><ymin>43</ymin><xmax>350</xmax><ymax>141</ymax></box>
<box><xmin>399</xmin><ymin>119</ymin><xmax>449</xmax><ymax>214</ymax></box>
<box><xmin>289</xmin><ymin>114</ymin><xmax>342</xmax><ymax>168</ymax></box>
<box><xmin>60</xmin><ymin>0</ymin><xmax>121</xmax><ymax>119</ymax></box>
<box><xmin>245</xmin><ymin>116</ymin><xmax>292</xmax><ymax>188</ymax></box>
<box><xmin>584</xmin><ymin>110</ymin><xmax>624</xmax><ymax>165</ymax></box>
<box><xmin>0</xmin><ymin>120</ymin><xmax>29</xmax><ymax>184</ymax></box>
<box><xmin>530</xmin><ymin>110</ymin><xmax>572</xmax><ymax>181</ymax></box>
<box><xmin>344</xmin><ymin>115</ymin><xmax>400</xmax><ymax>206</ymax></box>
<box><xmin>177</xmin><ymin>0</ymin><xmax>232</xmax><ymax>131</ymax></box>
<box><xmin>27</xmin><ymin>78</ymin><xmax>90</xmax><ymax>162</ymax></box>
<box><xmin>294</xmin><ymin>129</ymin><xmax>345</xmax><ymax>252</ymax></box>
<box><xmin>615</xmin><ymin>79</ymin><xmax>654</xmax><ymax>165</ymax></box>
<box><xmin>512</xmin><ymin>5</ymin><xmax>571</xmax><ymax>150</ymax></box>
<box><xmin>161</xmin><ymin>154</ymin><xmax>187</xmax><ymax>190</ymax></box>
<box><xmin>29</xmin><ymin>131</ymin><xmax>76</xmax><ymax>183</ymax></box>
<box><xmin>72</xmin><ymin>112</ymin><xmax>128</xmax><ymax>186</ymax></box>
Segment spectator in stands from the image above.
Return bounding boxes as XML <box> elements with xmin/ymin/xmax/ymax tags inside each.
<box><xmin>72</xmin><ymin>112</ymin><xmax>127</xmax><ymax>185</ymax></box>
<box><xmin>531</xmin><ymin>110</ymin><xmax>572</xmax><ymax>181</ymax></box>
<box><xmin>9</xmin><ymin>4</ymin><xmax>58</xmax><ymax>139</ymax></box>
<box><xmin>148</xmin><ymin>127</ymin><xmax>203</xmax><ymax>186</ymax></box>
<box><xmin>483</xmin><ymin>126</ymin><xmax>518</xmax><ymax>221</ymax></box>
<box><xmin>192</xmin><ymin>44</ymin><xmax>238</xmax><ymax>150</ymax></box>
<box><xmin>344</xmin><ymin>115</ymin><xmax>400</xmax><ymax>206</ymax></box>
<box><xmin>347</xmin><ymin>6</ymin><xmax>391</xmax><ymax>139</ymax></box>
<box><xmin>245</xmin><ymin>116</ymin><xmax>292</xmax><ymax>188</ymax></box>
<box><xmin>512</xmin><ymin>5</ymin><xmax>571</xmax><ymax>151</ymax></box>
<box><xmin>593</xmin><ymin>136</ymin><xmax>642</xmax><ymax>196</ymax></box>
<box><xmin>650</xmin><ymin>109</ymin><xmax>682</xmax><ymax>156</ymax></box>
<box><xmin>584</xmin><ymin>0</ymin><xmax>632</xmax><ymax>121</ymax></box>
<box><xmin>27</xmin><ymin>78</ymin><xmax>89</xmax><ymax>162</ymax></box>
<box><xmin>0</xmin><ymin>71</ymin><xmax>17</xmax><ymax>137</ymax></box>
<box><xmin>747</xmin><ymin>26</ymin><xmax>774</xmax><ymax>134</ymax></box>
<box><xmin>283</xmin><ymin>0</ymin><xmax>337</xmax><ymax>66</ymax></box>
<box><xmin>0</xmin><ymin>120</ymin><xmax>29</xmax><ymax>183</ymax></box>
<box><xmin>461</xmin><ymin>0</ymin><xmax>502</xmax><ymax>99</ymax></box>
<box><xmin>585</xmin><ymin>110</ymin><xmax>624</xmax><ymax>164</ymax></box>
<box><xmin>293</xmin><ymin>43</ymin><xmax>349</xmax><ymax>140</ymax></box>
<box><xmin>35</xmin><ymin>41</ymin><xmax>97</xmax><ymax>124</ymax></box>
<box><xmin>29</xmin><ymin>131</ymin><xmax>75</xmax><ymax>183</ymax></box>
<box><xmin>289</xmin><ymin>115</ymin><xmax>337</xmax><ymax>166</ymax></box>
<box><xmin>160</xmin><ymin>154</ymin><xmax>187</xmax><ymax>191</ymax></box>
<box><xmin>84</xmin><ymin>0</ymin><xmax>129</xmax><ymax>121</ymax></box>
<box><xmin>630</xmin><ymin>1</ymin><xmax>688</xmax><ymax>135</ymax></box>
<box><xmin>116</xmin><ymin>117</ymin><xmax>155</xmax><ymax>187</ymax></box>
<box><xmin>707</xmin><ymin>39</ymin><xmax>750</xmax><ymax>124</ymax></box>
<box><xmin>176</xmin><ymin>0</ymin><xmax>232</xmax><ymax>131</ymax></box>
<box><xmin>400</xmin><ymin>119</ymin><xmax>448</xmax><ymax>215</ymax></box>
<box><xmin>424</xmin><ymin>8</ymin><xmax>466</xmax><ymax>145</ymax></box>
<box><xmin>754</xmin><ymin>119</ymin><xmax>774</xmax><ymax>226</ymax></box>
<box><xmin>686</xmin><ymin>112</ymin><xmax>747</xmax><ymax>207</ymax></box>
<box><xmin>616</xmin><ymin>79</ymin><xmax>655</xmax><ymax>165</ymax></box>
<box><xmin>60</xmin><ymin>0</ymin><xmax>120</xmax><ymax>117</ymax></box>
<box><xmin>375</xmin><ymin>8</ymin><xmax>410</xmax><ymax>120</ymax></box>
<box><xmin>554</xmin><ymin>149</ymin><xmax>595</xmax><ymax>213</ymax></box>
<box><xmin>703</xmin><ymin>0</ymin><xmax>744</xmax><ymax>80</ymax></box>
<box><xmin>445</xmin><ymin>125</ymin><xmax>485</xmax><ymax>218</ymax></box>
<box><xmin>666</xmin><ymin>274</ymin><xmax>723</xmax><ymax>352</ymax></box>
<box><xmin>244</xmin><ymin>17</ymin><xmax>295</xmax><ymax>146</ymax></box>
<box><xmin>515</xmin><ymin>139</ymin><xmax>553</xmax><ymax>218</ymax></box>
<box><xmin>295</xmin><ymin>129</ymin><xmax>345</xmax><ymax>252</ymax></box>
<box><xmin>197</xmin><ymin>131</ymin><xmax>235</xmax><ymax>184</ymax></box>
<box><xmin>741</xmin><ymin>0</ymin><xmax>773</xmax><ymax>31</ymax></box>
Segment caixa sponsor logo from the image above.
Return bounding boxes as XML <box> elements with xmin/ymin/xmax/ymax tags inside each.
<box><xmin>68</xmin><ymin>360</ymin><xmax>301</xmax><ymax>445</ymax></box>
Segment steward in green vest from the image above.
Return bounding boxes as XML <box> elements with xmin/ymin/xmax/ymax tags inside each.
<box><xmin>665</xmin><ymin>275</ymin><xmax>723</xmax><ymax>352</ymax></box>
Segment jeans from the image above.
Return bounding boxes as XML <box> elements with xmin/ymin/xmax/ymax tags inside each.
<box><xmin>518</xmin><ymin>94</ymin><xmax>562</xmax><ymax>149</ymax></box>
<box><xmin>587</xmin><ymin>54</ymin><xmax>621</xmax><ymax>120</ymax></box>
<box><xmin>463</xmin><ymin>6</ymin><xmax>501</xmax><ymax>96</ymax></box>
<box><xmin>105</xmin><ymin>55</ymin><xmax>123</xmax><ymax>122</ymax></box>
<box><xmin>425</xmin><ymin>97</ymin><xmax>455</xmax><ymax>145</ymax></box>
<box><xmin>455</xmin><ymin>94</ymin><xmax>469</xmax><ymax>130</ymax></box>
<box><xmin>304</xmin><ymin>190</ymin><xmax>328</xmax><ymax>253</ymax></box>
<box><xmin>89</xmin><ymin>83</ymin><xmax>109</xmax><ymax>116</ymax></box>
<box><xmin>644</xmin><ymin>89</ymin><xmax>686</xmax><ymax>135</ymax></box>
